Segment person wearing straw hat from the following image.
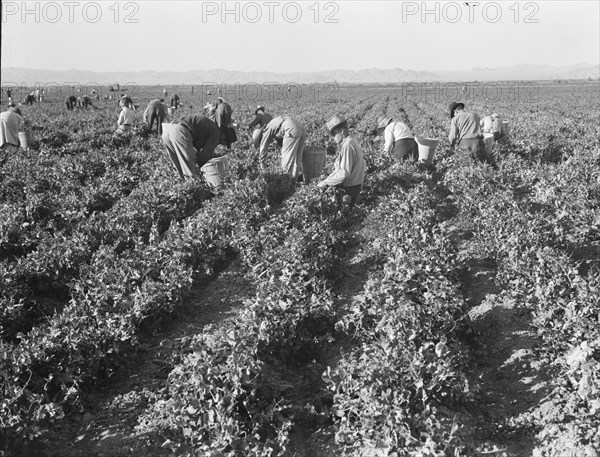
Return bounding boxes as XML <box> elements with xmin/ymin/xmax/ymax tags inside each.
<box><xmin>448</xmin><ymin>102</ymin><xmax>495</xmax><ymax>165</ymax></box>
<box><xmin>161</xmin><ymin>113</ymin><xmax>220</xmax><ymax>180</ymax></box>
<box><xmin>248</xmin><ymin>105</ymin><xmax>273</xmax><ymax>149</ymax></box>
<box><xmin>259</xmin><ymin>116</ymin><xmax>306</xmax><ymax>179</ymax></box>
<box><xmin>79</xmin><ymin>95</ymin><xmax>93</xmax><ymax>109</ymax></box>
<box><xmin>317</xmin><ymin>115</ymin><xmax>366</xmax><ymax>209</ymax></box>
<box><xmin>377</xmin><ymin>115</ymin><xmax>419</xmax><ymax>161</ymax></box>
<box><xmin>0</xmin><ymin>104</ymin><xmax>25</xmax><ymax>149</ymax></box>
<box><xmin>144</xmin><ymin>98</ymin><xmax>168</xmax><ymax>135</ymax></box>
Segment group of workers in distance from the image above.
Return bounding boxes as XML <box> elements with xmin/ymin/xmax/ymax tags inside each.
<box><xmin>1</xmin><ymin>88</ymin><xmax>507</xmax><ymax>209</ymax></box>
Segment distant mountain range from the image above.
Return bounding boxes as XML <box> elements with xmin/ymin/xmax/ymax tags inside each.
<box><xmin>2</xmin><ymin>64</ymin><xmax>599</xmax><ymax>86</ymax></box>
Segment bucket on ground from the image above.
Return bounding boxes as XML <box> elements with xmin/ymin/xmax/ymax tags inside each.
<box><xmin>201</xmin><ymin>156</ymin><xmax>229</xmax><ymax>188</ymax></box>
<box><xmin>301</xmin><ymin>146</ymin><xmax>327</xmax><ymax>183</ymax></box>
<box><xmin>415</xmin><ymin>137</ymin><xmax>438</xmax><ymax>163</ymax></box>
<box><xmin>252</xmin><ymin>128</ymin><xmax>263</xmax><ymax>149</ymax></box>
<box><xmin>19</xmin><ymin>131</ymin><xmax>32</xmax><ymax>149</ymax></box>
<box><xmin>483</xmin><ymin>133</ymin><xmax>494</xmax><ymax>156</ymax></box>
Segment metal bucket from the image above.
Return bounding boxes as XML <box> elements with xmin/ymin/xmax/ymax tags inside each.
<box><xmin>201</xmin><ymin>156</ymin><xmax>229</xmax><ymax>188</ymax></box>
<box><xmin>19</xmin><ymin>131</ymin><xmax>32</xmax><ymax>149</ymax></box>
<box><xmin>301</xmin><ymin>146</ymin><xmax>327</xmax><ymax>183</ymax></box>
<box><xmin>415</xmin><ymin>137</ymin><xmax>438</xmax><ymax>163</ymax></box>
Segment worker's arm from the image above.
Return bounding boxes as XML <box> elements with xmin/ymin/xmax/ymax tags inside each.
<box><xmin>448</xmin><ymin>118</ymin><xmax>458</xmax><ymax>147</ymax></box>
<box><xmin>318</xmin><ymin>144</ymin><xmax>351</xmax><ymax>187</ymax></box>
<box><xmin>248</xmin><ymin>115</ymin><xmax>260</xmax><ymax>130</ymax></box>
<box><xmin>383</xmin><ymin>126</ymin><xmax>394</xmax><ymax>154</ymax></box>
<box><xmin>259</xmin><ymin>123</ymin><xmax>277</xmax><ymax>163</ymax></box>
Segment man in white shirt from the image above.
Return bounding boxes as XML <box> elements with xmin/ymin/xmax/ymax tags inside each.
<box><xmin>377</xmin><ymin>115</ymin><xmax>419</xmax><ymax>161</ymax></box>
<box><xmin>318</xmin><ymin>115</ymin><xmax>366</xmax><ymax>208</ymax></box>
<box><xmin>0</xmin><ymin>105</ymin><xmax>25</xmax><ymax>148</ymax></box>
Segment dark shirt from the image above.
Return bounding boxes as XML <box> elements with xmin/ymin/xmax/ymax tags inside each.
<box><xmin>214</xmin><ymin>102</ymin><xmax>233</xmax><ymax>130</ymax></box>
<box><xmin>249</xmin><ymin>112</ymin><xmax>273</xmax><ymax>129</ymax></box>
<box><xmin>178</xmin><ymin>114</ymin><xmax>220</xmax><ymax>152</ymax></box>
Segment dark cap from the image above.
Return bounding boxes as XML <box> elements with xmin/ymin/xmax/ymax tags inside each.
<box><xmin>449</xmin><ymin>102</ymin><xmax>465</xmax><ymax>118</ymax></box>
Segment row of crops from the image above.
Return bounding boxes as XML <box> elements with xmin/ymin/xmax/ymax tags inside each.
<box><xmin>1</xmin><ymin>84</ymin><xmax>599</xmax><ymax>455</ymax></box>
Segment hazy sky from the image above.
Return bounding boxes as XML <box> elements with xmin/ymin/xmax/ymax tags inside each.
<box><xmin>1</xmin><ymin>1</ymin><xmax>599</xmax><ymax>72</ymax></box>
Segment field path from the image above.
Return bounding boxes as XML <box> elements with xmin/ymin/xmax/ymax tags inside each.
<box><xmin>446</xmin><ymin>222</ymin><xmax>556</xmax><ymax>456</ymax></box>
<box><xmin>27</xmin><ymin>259</ymin><xmax>255</xmax><ymax>457</ymax></box>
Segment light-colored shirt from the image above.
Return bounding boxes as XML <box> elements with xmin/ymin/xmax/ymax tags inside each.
<box><xmin>448</xmin><ymin>111</ymin><xmax>483</xmax><ymax>146</ymax></box>
<box><xmin>383</xmin><ymin>121</ymin><xmax>414</xmax><ymax>153</ymax></box>
<box><xmin>319</xmin><ymin>137</ymin><xmax>366</xmax><ymax>188</ymax></box>
<box><xmin>0</xmin><ymin>110</ymin><xmax>24</xmax><ymax>147</ymax></box>
<box><xmin>259</xmin><ymin>116</ymin><xmax>303</xmax><ymax>162</ymax></box>
<box><xmin>480</xmin><ymin>115</ymin><xmax>503</xmax><ymax>134</ymax></box>
<box><xmin>118</xmin><ymin>107</ymin><xmax>135</xmax><ymax>126</ymax></box>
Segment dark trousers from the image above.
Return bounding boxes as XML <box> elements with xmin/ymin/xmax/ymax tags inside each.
<box><xmin>459</xmin><ymin>138</ymin><xmax>494</xmax><ymax>164</ymax></box>
<box><xmin>392</xmin><ymin>138</ymin><xmax>419</xmax><ymax>161</ymax></box>
<box><xmin>343</xmin><ymin>184</ymin><xmax>362</xmax><ymax>208</ymax></box>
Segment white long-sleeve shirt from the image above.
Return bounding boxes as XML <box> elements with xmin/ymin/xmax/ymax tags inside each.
<box><xmin>383</xmin><ymin>121</ymin><xmax>414</xmax><ymax>153</ymax></box>
<box><xmin>0</xmin><ymin>110</ymin><xmax>24</xmax><ymax>147</ymax></box>
<box><xmin>319</xmin><ymin>137</ymin><xmax>366</xmax><ymax>188</ymax></box>
<box><xmin>118</xmin><ymin>107</ymin><xmax>135</xmax><ymax>126</ymax></box>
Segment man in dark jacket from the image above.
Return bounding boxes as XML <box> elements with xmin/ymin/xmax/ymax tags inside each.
<box><xmin>213</xmin><ymin>97</ymin><xmax>237</xmax><ymax>149</ymax></box>
<box><xmin>161</xmin><ymin>114</ymin><xmax>220</xmax><ymax>179</ymax></box>
<box><xmin>65</xmin><ymin>95</ymin><xmax>78</xmax><ymax>110</ymax></box>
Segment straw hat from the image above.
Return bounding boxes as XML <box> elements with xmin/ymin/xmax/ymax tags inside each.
<box><xmin>204</xmin><ymin>102</ymin><xmax>216</xmax><ymax>111</ymax></box>
<box><xmin>377</xmin><ymin>115</ymin><xmax>392</xmax><ymax>129</ymax></box>
<box><xmin>255</xmin><ymin>105</ymin><xmax>265</xmax><ymax>115</ymax></box>
<box><xmin>325</xmin><ymin>114</ymin><xmax>347</xmax><ymax>133</ymax></box>
<box><xmin>449</xmin><ymin>102</ymin><xmax>465</xmax><ymax>118</ymax></box>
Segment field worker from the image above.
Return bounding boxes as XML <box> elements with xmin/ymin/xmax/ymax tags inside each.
<box><xmin>0</xmin><ymin>104</ymin><xmax>24</xmax><ymax>148</ymax></box>
<box><xmin>214</xmin><ymin>97</ymin><xmax>237</xmax><ymax>149</ymax></box>
<box><xmin>170</xmin><ymin>94</ymin><xmax>180</xmax><ymax>109</ymax></box>
<box><xmin>448</xmin><ymin>102</ymin><xmax>495</xmax><ymax>165</ymax></box>
<box><xmin>79</xmin><ymin>95</ymin><xmax>93</xmax><ymax>109</ymax></box>
<box><xmin>65</xmin><ymin>95</ymin><xmax>78</xmax><ymax>110</ymax></box>
<box><xmin>22</xmin><ymin>94</ymin><xmax>35</xmax><ymax>105</ymax></box>
<box><xmin>377</xmin><ymin>115</ymin><xmax>419</xmax><ymax>161</ymax></box>
<box><xmin>248</xmin><ymin>105</ymin><xmax>273</xmax><ymax>149</ymax></box>
<box><xmin>33</xmin><ymin>88</ymin><xmax>41</xmax><ymax>102</ymax></box>
<box><xmin>259</xmin><ymin>116</ymin><xmax>306</xmax><ymax>179</ymax></box>
<box><xmin>120</xmin><ymin>95</ymin><xmax>135</xmax><ymax>110</ymax></box>
<box><xmin>115</xmin><ymin>98</ymin><xmax>135</xmax><ymax>134</ymax></box>
<box><xmin>317</xmin><ymin>115</ymin><xmax>366</xmax><ymax>209</ymax></box>
<box><xmin>163</xmin><ymin>88</ymin><xmax>168</xmax><ymax>98</ymax></box>
<box><xmin>480</xmin><ymin>113</ymin><xmax>505</xmax><ymax>141</ymax></box>
<box><xmin>161</xmin><ymin>114</ymin><xmax>220</xmax><ymax>180</ymax></box>
<box><xmin>144</xmin><ymin>99</ymin><xmax>168</xmax><ymax>134</ymax></box>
